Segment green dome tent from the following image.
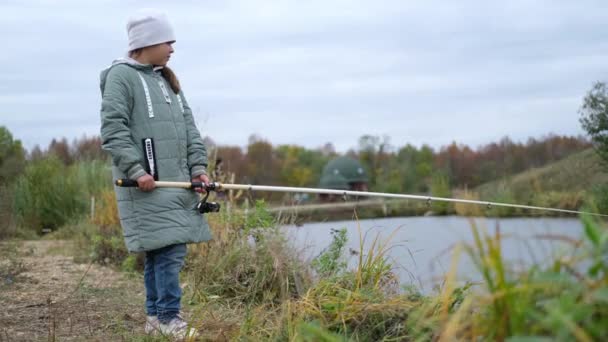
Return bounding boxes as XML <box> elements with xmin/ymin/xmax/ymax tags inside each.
<box><xmin>318</xmin><ymin>157</ymin><xmax>368</xmax><ymax>190</ymax></box>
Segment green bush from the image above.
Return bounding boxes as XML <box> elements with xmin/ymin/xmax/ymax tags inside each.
<box><xmin>311</xmin><ymin>228</ymin><xmax>348</xmax><ymax>278</ymax></box>
<box><xmin>487</xmin><ymin>182</ymin><xmax>518</xmax><ymax>216</ymax></box>
<box><xmin>13</xmin><ymin>156</ymin><xmax>86</xmax><ymax>232</ymax></box>
<box><xmin>430</xmin><ymin>172</ymin><xmax>452</xmax><ymax>214</ymax></box>
<box><xmin>58</xmin><ymin>217</ymin><xmax>140</xmax><ymax>271</ymax></box>
<box><xmin>0</xmin><ymin>185</ymin><xmax>17</xmax><ymax>239</ymax></box>
<box><xmin>588</xmin><ymin>183</ymin><xmax>608</xmax><ymax>214</ymax></box>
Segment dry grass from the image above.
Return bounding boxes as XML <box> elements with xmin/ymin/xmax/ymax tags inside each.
<box><xmin>0</xmin><ymin>240</ymin><xmax>148</xmax><ymax>341</ymax></box>
<box><xmin>453</xmin><ymin>189</ymin><xmax>484</xmax><ymax>217</ymax></box>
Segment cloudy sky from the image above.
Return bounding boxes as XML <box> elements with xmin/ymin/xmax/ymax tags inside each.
<box><xmin>1</xmin><ymin>0</ymin><xmax>607</xmax><ymax>152</ymax></box>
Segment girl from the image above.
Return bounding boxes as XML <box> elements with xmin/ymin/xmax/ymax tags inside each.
<box><xmin>99</xmin><ymin>9</ymin><xmax>211</xmax><ymax>338</ymax></box>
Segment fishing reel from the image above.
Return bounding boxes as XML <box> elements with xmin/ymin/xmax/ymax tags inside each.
<box><xmin>196</xmin><ymin>189</ymin><xmax>221</xmax><ymax>215</ymax></box>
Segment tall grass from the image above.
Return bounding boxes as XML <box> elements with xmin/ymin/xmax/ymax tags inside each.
<box><xmin>70</xmin><ymin>159</ymin><xmax>113</xmax><ymax>199</ymax></box>
<box><xmin>10</xmin><ymin>157</ymin><xmax>113</xmax><ymax>234</ymax></box>
<box><xmin>406</xmin><ymin>215</ymin><xmax>608</xmax><ymax>341</ymax></box>
<box><xmin>256</xmin><ymin>212</ymin><xmax>607</xmax><ymax>341</ymax></box>
<box><xmin>453</xmin><ymin>189</ymin><xmax>483</xmax><ymax>217</ymax></box>
<box><xmin>13</xmin><ymin>156</ymin><xmax>86</xmax><ymax>231</ymax></box>
<box><xmin>283</xmin><ymin>224</ymin><xmax>410</xmax><ymax>341</ymax></box>
<box><xmin>185</xmin><ymin>200</ymin><xmax>311</xmax><ymax>306</ymax></box>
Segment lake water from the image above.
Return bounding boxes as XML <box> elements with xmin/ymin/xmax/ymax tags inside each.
<box><xmin>282</xmin><ymin>216</ymin><xmax>584</xmax><ymax>293</ymax></box>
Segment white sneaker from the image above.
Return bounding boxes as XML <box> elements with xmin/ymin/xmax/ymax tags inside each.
<box><xmin>144</xmin><ymin>315</ymin><xmax>160</xmax><ymax>335</ymax></box>
<box><xmin>159</xmin><ymin>315</ymin><xmax>198</xmax><ymax>339</ymax></box>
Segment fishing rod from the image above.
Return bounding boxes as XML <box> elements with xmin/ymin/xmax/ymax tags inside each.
<box><xmin>114</xmin><ymin>179</ymin><xmax>608</xmax><ymax>218</ymax></box>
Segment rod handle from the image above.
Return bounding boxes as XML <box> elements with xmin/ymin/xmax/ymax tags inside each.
<box><xmin>115</xmin><ymin>179</ymin><xmax>138</xmax><ymax>187</ymax></box>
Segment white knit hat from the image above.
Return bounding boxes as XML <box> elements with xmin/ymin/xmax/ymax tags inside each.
<box><xmin>127</xmin><ymin>9</ymin><xmax>176</xmax><ymax>51</ymax></box>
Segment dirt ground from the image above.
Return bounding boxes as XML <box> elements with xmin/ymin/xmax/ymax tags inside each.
<box><xmin>0</xmin><ymin>240</ymin><xmax>151</xmax><ymax>341</ymax></box>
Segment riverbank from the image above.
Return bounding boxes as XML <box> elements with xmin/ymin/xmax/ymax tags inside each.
<box><xmin>3</xmin><ymin>203</ymin><xmax>606</xmax><ymax>341</ymax></box>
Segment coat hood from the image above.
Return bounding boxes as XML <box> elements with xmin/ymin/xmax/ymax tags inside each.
<box><xmin>100</xmin><ymin>57</ymin><xmax>162</xmax><ymax>93</ymax></box>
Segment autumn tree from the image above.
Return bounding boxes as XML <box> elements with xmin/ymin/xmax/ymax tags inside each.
<box><xmin>245</xmin><ymin>135</ymin><xmax>279</xmax><ymax>185</ymax></box>
<box><xmin>48</xmin><ymin>137</ymin><xmax>73</xmax><ymax>165</ymax></box>
<box><xmin>72</xmin><ymin>135</ymin><xmax>105</xmax><ymax>161</ymax></box>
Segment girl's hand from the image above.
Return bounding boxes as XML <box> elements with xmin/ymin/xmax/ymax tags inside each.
<box><xmin>137</xmin><ymin>174</ymin><xmax>156</xmax><ymax>192</ymax></box>
<box><xmin>192</xmin><ymin>174</ymin><xmax>210</xmax><ymax>193</ymax></box>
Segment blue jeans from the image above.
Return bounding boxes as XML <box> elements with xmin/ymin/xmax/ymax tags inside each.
<box><xmin>144</xmin><ymin>243</ymin><xmax>187</xmax><ymax>323</ymax></box>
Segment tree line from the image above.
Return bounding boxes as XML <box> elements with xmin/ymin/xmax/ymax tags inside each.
<box><xmin>1</xmin><ymin>127</ymin><xmax>591</xmax><ymax>195</ymax></box>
